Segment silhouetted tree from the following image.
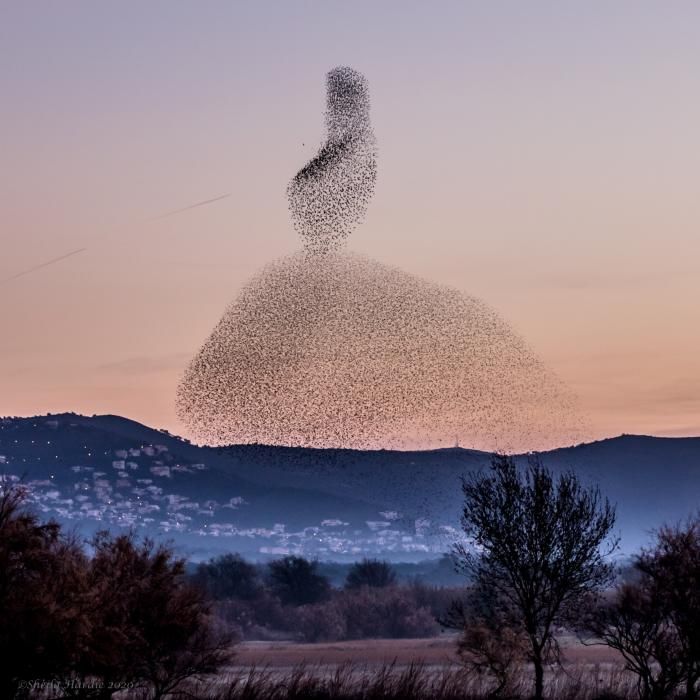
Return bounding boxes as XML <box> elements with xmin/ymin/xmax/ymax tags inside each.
<box><xmin>345</xmin><ymin>558</ymin><xmax>396</xmax><ymax>589</ymax></box>
<box><xmin>454</xmin><ymin>455</ymin><xmax>617</xmax><ymax>700</ymax></box>
<box><xmin>639</xmin><ymin>520</ymin><xmax>700</xmax><ymax>699</ymax></box>
<box><xmin>590</xmin><ymin>582</ymin><xmax>684</xmax><ymax>700</ymax></box>
<box><xmin>0</xmin><ymin>479</ymin><xmax>89</xmax><ymax>699</ymax></box>
<box><xmin>267</xmin><ymin>555</ymin><xmax>330</xmax><ymax>606</ymax></box>
<box><xmin>64</xmin><ymin>531</ymin><xmax>235</xmax><ymax>699</ymax></box>
<box><xmin>592</xmin><ymin>518</ymin><xmax>700</xmax><ymax>700</ymax></box>
<box><xmin>194</xmin><ymin>552</ymin><xmax>262</xmax><ymax>600</ymax></box>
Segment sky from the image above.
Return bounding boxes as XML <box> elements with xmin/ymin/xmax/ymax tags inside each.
<box><xmin>1</xmin><ymin>1</ymin><xmax>699</xmax><ymax>444</ymax></box>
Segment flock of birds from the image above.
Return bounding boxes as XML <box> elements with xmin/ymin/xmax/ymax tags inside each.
<box><xmin>177</xmin><ymin>67</ymin><xmax>584</xmax><ymax>452</ymax></box>
<box><xmin>287</xmin><ymin>67</ymin><xmax>377</xmax><ymax>255</ymax></box>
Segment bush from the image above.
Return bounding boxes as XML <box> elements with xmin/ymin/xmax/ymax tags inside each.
<box><xmin>294</xmin><ymin>600</ymin><xmax>348</xmax><ymax>642</ymax></box>
<box><xmin>217</xmin><ymin>582</ymin><xmax>442</xmax><ymax>643</ymax></box>
<box><xmin>338</xmin><ymin>586</ymin><xmax>439</xmax><ymax>640</ymax></box>
<box><xmin>409</xmin><ymin>581</ymin><xmax>463</xmax><ymax>623</ymax></box>
<box><xmin>458</xmin><ymin>621</ymin><xmax>528</xmax><ymax>697</ymax></box>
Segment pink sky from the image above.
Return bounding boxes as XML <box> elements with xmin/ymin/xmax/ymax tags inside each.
<box><xmin>2</xmin><ymin>2</ymin><xmax>699</xmax><ymax>444</ymax></box>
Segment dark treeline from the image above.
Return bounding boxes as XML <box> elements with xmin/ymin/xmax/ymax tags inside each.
<box><xmin>192</xmin><ymin>552</ymin><xmax>455</xmax><ymax>643</ymax></box>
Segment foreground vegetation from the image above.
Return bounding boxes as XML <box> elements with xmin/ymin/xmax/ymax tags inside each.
<box><xmin>166</xmin><ymin>662</ymin><xmax>643</xmax><ymax>700</ymax></box>
<box><xmin>0</xmin><ymin>480</ymin><xmax>233</xmax><ymax>699</ymax></box>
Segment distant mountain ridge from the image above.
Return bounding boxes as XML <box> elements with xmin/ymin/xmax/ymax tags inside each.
<box><xmin>1</xmin><ymin>412</ymin><xmax>699</xmax><ymax>560</ymax></box>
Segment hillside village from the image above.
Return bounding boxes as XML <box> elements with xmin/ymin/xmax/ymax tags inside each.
<box><xmin>0</xmin><ymin>415</ymin><xmax>446</xmax><ymax>560</ymax></box>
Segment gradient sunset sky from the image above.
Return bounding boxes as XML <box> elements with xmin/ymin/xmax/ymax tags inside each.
<box><xmin>2</xmin><ymin>1</ymin><xmax>699</xmax><ymax>444</ymax></box>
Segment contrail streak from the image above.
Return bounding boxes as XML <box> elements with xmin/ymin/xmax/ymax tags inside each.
<box><xmin>2</xmin><ymin>192</ymin><xmax>231</xmax><ymax>286</ymax></box>
<box><xmin>0</xmin><ymin>248</ymin><xmax>87</xmax><ymax>286</ymax></box>
<box><xmin>148</xmin><ymin>192</ymin><xmax>231</xmax><ymax>221</ymax></box>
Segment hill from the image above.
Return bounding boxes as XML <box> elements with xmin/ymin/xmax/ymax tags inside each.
<box><xmin>1</xmin><ymin>413</ymin><xmax>699</xmax><ymax>560</ymax></box>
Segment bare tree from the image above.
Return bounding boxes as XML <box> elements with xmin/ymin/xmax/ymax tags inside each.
<box><xmin>590</xmin><ymin>583</ymin><xmax>684</xmax><ymax>700</ymax></box>
<box><xmin>591</xmin><ymin>517</ymin><xmax>700</xmax><ymax>700</ymax></box>
<box><xmin>638</xmin><ymin>520</ymin><xmax>700</xmax><ymax>699</ymax></box>
<box><xmin>454</xmin><ymin>455</ymin><xmax>617</xmax><ymax>700</ymax></box>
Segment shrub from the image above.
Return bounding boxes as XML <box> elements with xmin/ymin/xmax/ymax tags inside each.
<box><xmin>294</xmin><ymin>600</ymin><xmax>347</xmax><ymax>642</ymax></box>
<box><xmin>339</xmin><ymin>586</ymin><xmax>438</xmax><ymax>640</ymax></box>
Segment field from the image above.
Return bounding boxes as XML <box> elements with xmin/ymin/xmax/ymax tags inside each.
<box><xmin>231</xmin><ymin>635</ymin><xmax>621</xmax><ymax>670</ymax></box>
<box><xmin>185</xmin><ymin>636</ymin><xmax>636</xmax><ymax>700</ymax></box>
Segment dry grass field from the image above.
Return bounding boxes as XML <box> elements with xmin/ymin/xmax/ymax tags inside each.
<box><xmin>231</xmin><ymin>634</ymin><xmax>622</xmax><ymax>671</ymax></box>
<box><xmin>180</xmin><ymin>635</ymin><xmax>636</xmax><ymax>700</ymax></box>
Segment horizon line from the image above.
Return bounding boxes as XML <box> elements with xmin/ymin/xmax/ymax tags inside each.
<box><xmin>2</xmin><ymin>410</ymin><xmax>699</xmax><ymax>454</ymax></box>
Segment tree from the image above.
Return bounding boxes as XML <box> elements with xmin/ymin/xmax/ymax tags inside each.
<box><xmin>591</xmin><ymin>518</ymin><xmax>700</xmax><ymax>700</ymax></box>
<box><xmin>590</xmin><ymin>583</ymin><xmax>684</xmax><ymax>700</ymax></box>
<box><xmin>194</xmin><ymin>553</ymin><xmax>262</xmax><ymax>600</ymax></box>
<box><xmin>345</xmin><ymin>558</ymin><xmax>397</xmax><ymax>589</ymax></box>
<box><xmin>0</xmin><ymin>479</ymin><xmax>89</xmax><ymax>699</ymax></box>
<box><xmin>638</xmin><ymin>520</ymin><xmax>700</xmax><ymax>699</ymax></box>
<box><xmin>0</xmin><ymin>481</ymin><xmax>235</xmax><ymax>699</ymax></box>
<box><xmin>454</xmin><ymin>455</ymin><xmax>617</xmax><ymax>700</ymax></box>
<box><xmin>65</xmin><ymin>532</ymin><xmax>235</xmax><ymax>699</ymax></box>
<box><xmin>267</xmin><ymin>555</ymin><xmax>330</xmax><ymax>606</ymax></box>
